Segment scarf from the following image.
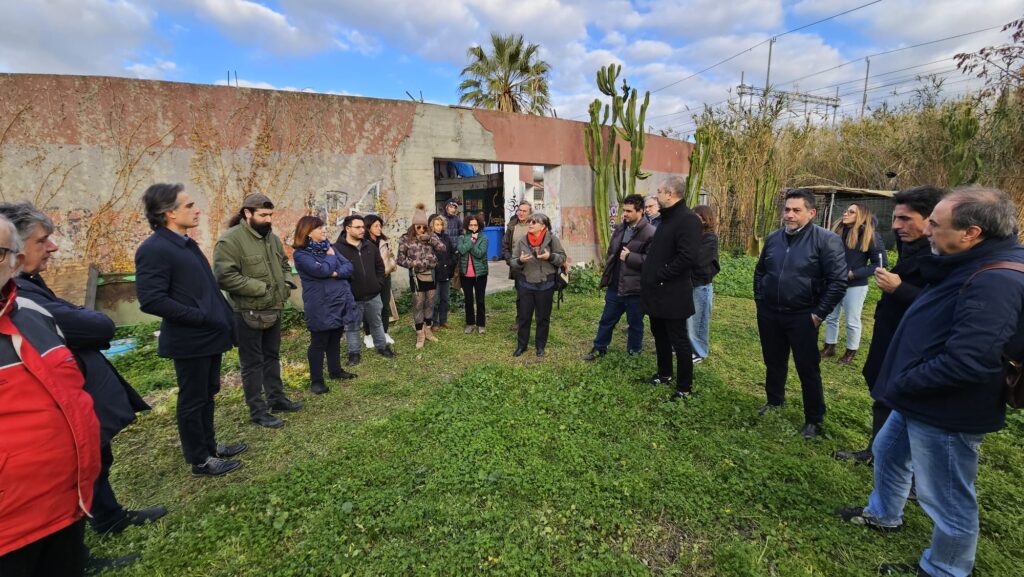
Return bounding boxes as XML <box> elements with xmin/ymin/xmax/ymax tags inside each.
<box><xmin>527</xmin><ymin>228</ymin><xmax>547</xmax><ymax>247</ymax></box>
<box><xmin>308</xmin><ymin>239</ymin><xmax>332</xmax><ymax>256</ymax></box>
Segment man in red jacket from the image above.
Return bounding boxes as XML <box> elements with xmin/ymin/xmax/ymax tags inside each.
<box><xmin>0</xmin><ymin>214</ymin><xmax>101</xmax><ymax>577</ymax></box>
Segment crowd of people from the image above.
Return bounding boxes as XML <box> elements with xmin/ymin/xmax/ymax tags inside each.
<box><xmin>1</xmin><ymin>177</ymin><xmax>1022</xmax><ymax>577</ymax></box>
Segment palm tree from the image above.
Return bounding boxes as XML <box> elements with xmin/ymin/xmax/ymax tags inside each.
<box><xmin>458</xmin><ymin>33</ymin><xmax>554</xmax><ymax>116</ymax></box>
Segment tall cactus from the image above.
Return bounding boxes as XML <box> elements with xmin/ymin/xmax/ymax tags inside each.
<box><xmin>752</xmin><ymin>163</ymin><xmax>780</xmax><ymax>254</ymax></box>
<box><xmin>685</xmin><ymin>127</ymin><xmax>711</xmax><ymax>208</ymax></box>
<box><xmin>585</xmin><ymin>63</ymin><xmax>652</xmax><ymax>256</ymax></box>
<box><xmin>584</xmin><ymin>95</ymin><xmax>616</xmax><ymax>255</ymax></box>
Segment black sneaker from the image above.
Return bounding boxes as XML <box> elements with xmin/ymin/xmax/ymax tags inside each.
<box><xmin>271</xmin><ymin>398</ymin><xmax>304</xmax><ymax>412</ymax></box>
<box><xmin>215</xmin><ymin>443</ymin><xmax>248</xmax><ymax>458</ymax></box>
<box><xmin>251</xmin><ymin>413</ymin><xmax>284</xmax><ymax>428</ymax></box>
<box><xmin>878</xmin><ymin>562</ymin><xmax>929</xmax><ymax>576</ymax></box>
<box><xmin>310</xmin><ymin>382</ymin><xmax>329</xmax><ymax>395</ymax></box>
<box><xmin>192</xmin><ymin>457</ymin><xmax>242</xmax><ymax>477</ymax></box>
<box><xmin>329</xmin><ymin>369</ymin><xmax>357</xmax><ymax>380</ymax></box>
<box><xmin>347</xmin><ymin>353</ymin><xmax>361</xmax><ymax>366</ymax></box>
<box><xmin>691</xmin><ymin>353</ymin><xmax>704</xmax><ymax>365</ymax></box>
<box><xmin>93</xmin><ymin>506</ymin><xmax>167</xmax><ymax>535</ymax></box>
<box><xmin>644</xmin><ymin>373</ymin><xmax>673</xmax><ymax>386</ymax></box>
<box><xmin>85</xmin><ymin>552</ymin><xmax>141</xmax><ymax>575</ymax></box>
<box><xmin>757</xmin><ymin>403</ymin><xmax>782</xmax><ymax>416</ymax></box>
<box><xmin>800</xmin><ymin>422</ymin><xmax>822</xmax><ymax>440</ymax></box>
<box><xmin>834</xmin><ymin>448</ymin><xmax>873</xmax><ymax>465</ymax></box>
<box><xmin>377</xmin><ymin>346</ymin><xmax>397</xmax><ymax>358</ymax></box>
<box><xmin>835</xmin><ymin>507</ymin><xmax>901</xmax><ymax>532</ymax></box>
<box><xmin>581</xmin><ymin>348</ymin><xmax>606</xmax><ymax>361</ymax></box>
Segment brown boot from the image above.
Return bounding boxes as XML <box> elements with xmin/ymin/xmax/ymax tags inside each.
<box><xmin>415</xmin><ymin>329</ymin><xmax>425</xmax><ymax>349</ymax></box>
<box><xmin>424</xmin><ymin>325</ymin><xmax>439</xmax><ymax>343</ymax></box>
<box><xmin>820</xmin><ymin>343</ymin><xmax>836</xmax><ymax>359</ymax></box>
<box><xmin>837</xmin><ymin>349</ymin><xmax>857</xmax><ymax>364</ymax></box>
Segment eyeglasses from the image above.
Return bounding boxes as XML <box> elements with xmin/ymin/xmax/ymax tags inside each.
<box><xmin>0</xmin><ymin>246</ymin><xmax>17</xmax><ymax>264</ymax></box>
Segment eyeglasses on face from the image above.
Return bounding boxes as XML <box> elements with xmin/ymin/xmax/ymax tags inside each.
<box><xmin>0</xmin><ymin>246</ymin><xmax>17</xmax><ymax>264</ymax></box>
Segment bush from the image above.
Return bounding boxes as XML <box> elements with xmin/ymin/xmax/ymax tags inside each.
<box><xmin>566</xmin><ymin>262</ymin><xmax>603</xmax><ymax>295</ymax></box>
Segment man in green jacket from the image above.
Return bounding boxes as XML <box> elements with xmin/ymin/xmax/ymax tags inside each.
<box><xmin>214</xmin><ymin>193</ymin><xmax>303</xmax><ymax>428</ymax></box>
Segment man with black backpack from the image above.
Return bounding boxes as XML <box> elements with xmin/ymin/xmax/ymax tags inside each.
<box><xmin>836</xmin><ymin>186</ymin><xmax>1024</xmax><ymax>577</ymax></box>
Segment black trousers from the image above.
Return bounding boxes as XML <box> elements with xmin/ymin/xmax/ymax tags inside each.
<box><xmin>235</xmin><ymin>314</ymin><xmax>285</xmax><ymax>418</ymax></box>
<box><xmin>516</xmin><ymin>286</ymin><xmax>554</xmax><ymax>350</ymax></box>
<box><xmin>462</xmin><ymin>274</ymin><xmax>488</xmax><ymax>327</ymax></box>
<box><xmin>0</xmin><ymin>519</ymin><xmax>85</xmax><ymax>577</ymax></box>
<box><xmin>308</xmin><ymin>328</ymin><xmax>343</xmax><ymax>387</ymax></box>
<box><xmin>173</xmin><ymin>354</ymin><xmax>222</xmax><ymax>465</ymax></box>
<box><xmin>649</xmin><ymin>316</ymin><xmax>694</xmax><ymax>393</ymax></box>
<box><xmin>88</xmin><ymin>443</ymin><xmax>126</xmax><ymax>532</ymax></box>
<box><xmin>756</xmin><ymin>306</ymin><xmax>826</xmax><ymax>424</ymax></box>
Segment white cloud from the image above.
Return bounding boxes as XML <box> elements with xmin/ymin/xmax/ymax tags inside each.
<box><xmin>624</xmin><ymin>39</ymin><xmax>675</xmax><ymax>62</ymax></box>
<box><xmin>126</xmin><ymin>59</ymin><xmax>177</xmax><ymax>79</ymax></box>
<box><xmin>186</xmin><ymin>0</ymin><xmax>330</xmax><ymax>54</ymax></box>
<box><xmin>0</xmin><ymin>0</ymin><xmax>153</xmax><ymax>76</ymax></box>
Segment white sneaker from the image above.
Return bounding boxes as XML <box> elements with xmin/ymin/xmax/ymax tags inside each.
<box><xmin>363</xmin><ymin>335</ymin><xmax>373</xmax><ymax>349</ymax></box>
<box><xmin>385</xmin><ymin>333</ymin><xmax>395</xmax><ymax>345</ymax></box>
<box><xmin>692</xmin><ymin>353</ymin><xmax>704</xmax><ymax>365</ymax></box>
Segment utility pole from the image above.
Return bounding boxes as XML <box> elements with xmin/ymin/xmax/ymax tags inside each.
<box><xmin>860</xmin><ymin>57</ymin><xmax>871</xmax><ymax>118</ymax></box>
<box><xmin>765</xmin><ymin>37</ymin><xmax>776</xmax><ymax>92</ymax></box>
<box><xmin>833</xmin><ymin>86</ymin><xmax>839</xmax><ymax>126</ymax></box>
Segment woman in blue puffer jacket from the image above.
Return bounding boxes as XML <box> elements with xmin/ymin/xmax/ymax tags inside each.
<box><xmin>292</xmin><ymin>216</ymin><xmax>361</xmax><ymax>393</ymax></box>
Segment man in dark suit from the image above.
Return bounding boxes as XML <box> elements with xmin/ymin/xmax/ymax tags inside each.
<box><xmin>754</xmin><ymin>189</ymin><xmax>847</xmax><ymax>439</ymax></box>
<box><xmin>834</xmin><ymin>186</ymin><xmax>946</xmax><ymax>463</ymax></box>
<box><xmin>135</xmin><ymin>183</ymin><xmax>247</xmax><ymax>476</ymax></box>
<box><xmin>0</xmin><ymin>201</ymin><xmax>165</xmax><ymax>537</ymax></box>
<box><xmin>640</xmin><ymin>177</ymin><xmax>702</xmax><ymax>401</ymax></box>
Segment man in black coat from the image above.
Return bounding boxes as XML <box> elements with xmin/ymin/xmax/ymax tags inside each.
<box><xmin>0</xmin><ymin>202</ymin><xmax>165</xmax><ymax>539</ymax></box>
<box><xmin>135</xmin><ymin>184</ymin><xmax>247</xmax><ymax>477</ymax></box>
<box><xmin>583</xmin><ymin>194</ymin><xmax>654</xmax><ymax>359</ymax></box>
<box><xmin>334</xmin><ymin>214</ymin><xmax>394</xmax><ymax>365</ymax></box>
<box><xmin>640</xmin><ymin>177</ymin><xmax>702</xmax><ymax>400</ymax></box>
<box><xmin>835</xmin><ymin>186</ymin><xmax>946</xmax><ymax>464</ymax></box>
<box><xmin>754</xmin><ymin>189</ymin><xmax>847</xmax><ymax>439</ymax></box>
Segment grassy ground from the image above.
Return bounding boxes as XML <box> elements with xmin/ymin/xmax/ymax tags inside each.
<box><xmin>93</xmin><ymin>275</ymin><xmax>1024</xmax><ymax>576</ymax></box>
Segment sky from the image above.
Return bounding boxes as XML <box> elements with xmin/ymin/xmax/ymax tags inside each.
<box><xmin>1</xmin><ymin>0</ymin><xmax>1021</xmax><ymax>137</ymax></box>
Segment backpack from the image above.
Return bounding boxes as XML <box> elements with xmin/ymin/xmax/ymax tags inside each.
<box><xmin>554</xmin><ymin>263</ymin><xmax>569</xmax><ymax>309</ymax></box>
<box><xmin>963</xmin><ymin>261</ymin><xmax>1024</xmax><ymax>409</ymax></box>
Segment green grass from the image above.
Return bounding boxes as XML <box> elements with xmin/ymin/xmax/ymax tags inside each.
<box><xmin>96</xmin><ymin>266</ymin><xmax>1024</xmax><ymax>576</ymax></box>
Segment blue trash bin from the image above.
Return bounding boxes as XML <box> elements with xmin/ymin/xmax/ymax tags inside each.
<box><xmin>483</xmin><ymin>226</ymin><xmax>503</xmax><ymax>261</ymax></box>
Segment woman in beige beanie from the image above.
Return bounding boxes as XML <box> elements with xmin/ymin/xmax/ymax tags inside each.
<box><xmin>397</xmin><ymin>203</ymin><xmax>446</xmax><ymax>348</ymax></box>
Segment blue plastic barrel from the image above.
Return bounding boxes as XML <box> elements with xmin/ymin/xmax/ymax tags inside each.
<box><xmin>483</xmin><ymin>226</ymin><xmax>503</xmax><ymax>261</ymax></box>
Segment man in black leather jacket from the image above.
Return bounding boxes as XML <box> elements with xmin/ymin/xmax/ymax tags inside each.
<box><xmin>754</xmin><ymin>189</ymin><xmax>847</xmax><ymax>439</ymax></box>
<box><xmin>835</xmin><ymin>186</ymin><xmax>946</xmax><ymax>464</ymax></box>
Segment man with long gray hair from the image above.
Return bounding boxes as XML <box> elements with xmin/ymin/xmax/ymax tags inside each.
<box><xmin>837</xmin><ymin>186</ymin><xmax>1024</xmax><ymax>577</ymax></box>
<box><xmin>0</xmin><ymin>201</ymin><xmax>165</xmax><ymax>538</ymax></box>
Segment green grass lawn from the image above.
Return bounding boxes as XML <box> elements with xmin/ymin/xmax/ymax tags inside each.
<box><xmin>94</xmin><ymin>283</ymin><xmax>1024</xmax><ymax>576</ymax></box>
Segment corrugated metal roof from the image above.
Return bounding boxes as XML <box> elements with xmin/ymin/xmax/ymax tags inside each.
<box><xmin>789</xmin><ymin>185</ymin><xmax>897</xmax><ymax>198</ymax></box>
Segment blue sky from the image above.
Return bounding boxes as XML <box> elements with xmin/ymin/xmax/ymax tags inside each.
<box><xmin>2</xmin><ymin>0</ymin><xmax>1020</xmax><ymax>136</ymax></box>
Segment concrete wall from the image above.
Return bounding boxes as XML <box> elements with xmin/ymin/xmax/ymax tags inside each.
<box><xmin>0</xmin><ymin>74</ymin><xmax>692</xmax><ymax>279</ymax></box>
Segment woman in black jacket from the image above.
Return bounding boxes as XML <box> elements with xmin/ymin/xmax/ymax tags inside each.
<box><xmin>822</xmin><ymin>203</ymin><xmax>884</xmax><ymax>364</ymax></box>
<box><xmin>429</xmin><ymin>214</ymin><xmax>456</xmax><ymax>331</ymax></box>
<box><xmin>687</xmin><ymin>205</ymin><xmax>720</xmax><ymax>363</ymax></box>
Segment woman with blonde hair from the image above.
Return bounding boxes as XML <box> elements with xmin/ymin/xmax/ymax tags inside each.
<box><xmin>822</xmin><ymin>202</ymin><xmax>884</xmax><ymax>364</ymax></box>
<box><xmin>397</xmin><ymin>203</ymin><xmax>446</xmax><ymax>348</ymax></box>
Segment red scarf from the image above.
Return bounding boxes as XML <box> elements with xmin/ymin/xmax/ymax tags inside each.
<box><xmin>527</xmin><ymin>228</ymin><xmax>547</xmax><ymax>247</ymax></box>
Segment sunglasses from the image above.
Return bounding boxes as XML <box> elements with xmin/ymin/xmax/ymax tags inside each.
<box><xmin>414</xmin><ymin>224</ymin><xmax>426</xmax><ymax>230</ymax></box>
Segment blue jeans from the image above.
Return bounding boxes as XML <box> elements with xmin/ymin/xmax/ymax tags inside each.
<box><xmin>865</xmin><ymin>411</ymin><xmax>985</xmax><ymax>577</ymax></box>
<box><xmin>592</xmin><ymin>289</ymin><xmax>644</xmax><ymax>353</ymax></box>
<box><xmin>687</xmin><ymin>283</ymin><xmax>713</xmax><ymax>358</ymax></box>
<box><xmin>824</xmin><ymin>284</ymin><xmax>869</xmax><ymax>349</ymax></box>
<box><xmin>433</xmin><ymin>279</ymin><xmax>451</xmax><ymax>324</ymax></box>
<box><xmin>345</xmin><ymin>295</ymin><xmax>387</xmax><ymax>353</ymax></box>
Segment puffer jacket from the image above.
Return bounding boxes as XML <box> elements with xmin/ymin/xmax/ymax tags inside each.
<box><xmin>457</xmin><ymin>232</ymin><xmax>489</xmax><ymax>277</ymax></box>
<box><xmin>600</xmin><ymin>218</ymin><xmax>654</xmax><ymax>297</ymax></box>
<box><xmin>213</xmin><ymin>220</ymin><xmax>295</xmax><ymax>312</ymax></box>
<box><xmin>432</xmin><ymin>233</ymin><xmax>456</xmax><ymax>282</ymax></box>
<box><xmin>754</xmin><ymin>224</ymin><xmax>848</xmax><ymax>319</ymax></box>
<box><xmin>397</xmin><ymin>234</ymin><xmax>445</xmax><ymax>274</ymax></box>
<box><xmin>511</xmin><ymin>231</ymin><xmax>567</xmax><ymax>284</ymax></box>
<box><xmin>0</xmin><ymin>281</ymin><xmax>100</xmax><ymax>557</ymax></box>
<box><xmin>294</xmin><ymin>247</ymin><xmax>362</xmax><ymax>332</ymax></box>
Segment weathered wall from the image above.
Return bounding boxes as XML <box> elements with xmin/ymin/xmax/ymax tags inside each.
<box><xmin>0</xmin><ymin>74</ymin><xmax>692</xmax><ymax>277</ymax></box>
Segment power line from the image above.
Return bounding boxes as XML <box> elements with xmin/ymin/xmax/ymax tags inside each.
<box><xmin>774</xmin><ymin>24</ymin><xmax>1003</xmax><ymax>88</ymax></box>
<box><xmin>647</xmin><ymin>0</ymin><xmax>885</xmax><ymax>94</ymax></box>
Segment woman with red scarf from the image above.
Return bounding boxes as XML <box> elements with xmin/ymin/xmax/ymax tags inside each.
<box><xmin>510</xmin><ymin>213</ymin><xmax>566</xmax><ymax>357</ymax></box>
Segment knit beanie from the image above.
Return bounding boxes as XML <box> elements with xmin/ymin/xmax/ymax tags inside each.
<box><xmin>412</xmin><ymin>203</ymin><xmax>428</xmax><ymax>226</ymax></box>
